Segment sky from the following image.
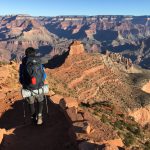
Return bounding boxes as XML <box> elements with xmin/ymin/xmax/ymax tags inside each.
<box><xmin>0</xmin><ymin>0</ymin><xmax>150</xmax><ymax>16</ymax></box>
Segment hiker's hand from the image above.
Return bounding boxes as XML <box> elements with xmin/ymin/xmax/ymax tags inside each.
<box><xmin>44</xmin><ymin>80</ymin><xmax>48</xmax><ymax>84</ymax></box>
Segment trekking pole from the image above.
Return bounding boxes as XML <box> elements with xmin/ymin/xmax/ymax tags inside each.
<box><xmin>22</xmin><ymin>99</ymin><xmax>26</xmax><ymax>124</ymax></box>
<box><xmin>45</xmin><ymin>95</ymin><xmax>49</xmax><ymax>115</ymax></box>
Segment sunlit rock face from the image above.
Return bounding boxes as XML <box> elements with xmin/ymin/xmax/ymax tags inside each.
<box><xmin>0</xmin><ymin>15</ymin><xmax>71</xmax><ymax>61</ymax></box>
<box><xmin>142</xmin><ymin>81</ymin><xmax>150</xmax><ymax>94</ymax></box>
<box><xmin>1</xmin><ymin>15</ymin><xmax>150</xmax><ymax>68</ymax></box>
<box><xmin>40</xmin><ymin>15</ymin><xmax>150</xmax><ymax>69</ymax></box>
<box><xmin>69</xmin><ymin>41</ymin><xmax>85</xmax><ymax>55</ymax></box>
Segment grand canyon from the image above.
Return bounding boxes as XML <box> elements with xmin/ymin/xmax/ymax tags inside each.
<box><xmin>0</xmin><ymin>15</ymin><xmax>150</xmax><ymax>68</ymax></box>
<box><xmin>0</xmin><ymin>14</ymin><xmax>150</xmax><ymax>150</ymax></box>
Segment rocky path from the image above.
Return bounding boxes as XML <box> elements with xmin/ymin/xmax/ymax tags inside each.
<box><xmin>0</xmin><ymin>99</ymin><xmax>78</xmax><ymax>150</ymax></box>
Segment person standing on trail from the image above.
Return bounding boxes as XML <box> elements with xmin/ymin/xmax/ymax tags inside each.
<box><xmin>19</xmin><ymin>47</ymin><xmax>47</xmax><ymax>125</ymax></box>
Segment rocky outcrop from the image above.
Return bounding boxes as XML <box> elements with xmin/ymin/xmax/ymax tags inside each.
<box><xmin>50</xmin><ymin>94</ymin><xmax>78</xmax><ymax>109</ymax></box>
<box><xmin>0</xmin><ymin>128</ymin><xmax>14</xmax><ymax>145</ymax></box>
<box><xmin>0</xmin><ymin>129</ymin><xmax>6</xmax><ymax>144</ymax></box>
<box><xmin>142</xmin><ymin>81</ymin><xmax>150</xmax><ymax>94</ymax></box>
<box><xmin>69</xmin><ymin>41</ymin><xmax>85</xmax><ymax>55</ymax></box>
<box><xmin>129</xmin><ymin>106</ymin><xmax>150</xmax><ymax>126</ymax></box>
<box><xmin>105</xmin><ymin>50</ymin><xmax>133</xmax><ymax>69</ymax></box>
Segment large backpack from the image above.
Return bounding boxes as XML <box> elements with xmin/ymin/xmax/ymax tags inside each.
<box><xmin>23</xmin><ymin>57</ymin><xmax>44</xmax><ymax>90</ymax></box>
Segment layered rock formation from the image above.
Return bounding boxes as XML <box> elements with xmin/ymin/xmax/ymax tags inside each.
<box><xmin>1</xmin><ymin>15</ymin><xmax>150</xmax><ymax>68</ymax></box>
<box><xmin>41</xmin><ymin>15</ymin><xmax>150</xmax><ymax>69</ymax></box>
<box><xmin>0</xmin><ymin>15</ymin><xmax>71</xmax><ymax>62</ymax></box>
<box><xmin>104</xmin><ymin>50</ymin><xmax>133</xmax><ymax>69</ymax></box>
<box><xmin>41</xmin><ymin>16</ymin><xmax>150</xmax><ymax>40</ymax></box>
<box><xmin>44</xmin><ymin>42</ymin><xmax>150</xmax><ymax>149</ymax></box>
<box><xmin>69</xmin><ymin>41</ymin><xmax>85</xmax><ymax>55</ymax></box>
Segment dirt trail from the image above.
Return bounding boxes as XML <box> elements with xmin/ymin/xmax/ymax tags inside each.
<box><xmin>68</xmin><ymin>65</ymin><xmax>104</xmax><ymax>88</ymax></box>
<box><xmin>0</xmin><ymin>98</ymin><xmax>78</xmax><ymax>150</ymax></box>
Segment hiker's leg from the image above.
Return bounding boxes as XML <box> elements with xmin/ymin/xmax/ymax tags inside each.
<box><xmin>36</xmin><ymin>94</ymin><xmax>44</xmax><ymax>115</ymax></box>
<box><xmin>38</xmin><ymin>101</ymin><xmax>44</xmax><ymax>115</ymax></box>
<box><xmin>26</xmin><ymin>96</ymin><xmax>35</xmax><ymax>115</ymax></box>
<box><xmin>30</xmin><ymin>103</ymin><xmax>36</xmax><ymax>116</ymax></box>
<box><xmin>36</xmin><ymin>94</ymin><xmax>44</xmax><ymax>125</ymax></box>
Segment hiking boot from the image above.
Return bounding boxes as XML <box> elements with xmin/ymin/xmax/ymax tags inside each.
<box><xmin>31</xmin><ymin>113</ymin><xmax>37</xmax><ymax>124</ymax></box>
<box><xmin>37</xmin><ymin>114</ymin><xmax>43</xmax><ymax>125</ymax></box>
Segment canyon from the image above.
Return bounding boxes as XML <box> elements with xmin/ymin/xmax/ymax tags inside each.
<box><xmin>0</xmin><ymin>15</ymin><xmax>150</xmax><ymax>68</ymax></box>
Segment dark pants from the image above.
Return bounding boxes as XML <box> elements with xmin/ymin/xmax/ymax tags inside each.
<box><xmin>26</xmin><ymin>94</ymin><xmax>44</xmax><ymax>116</ymax></box>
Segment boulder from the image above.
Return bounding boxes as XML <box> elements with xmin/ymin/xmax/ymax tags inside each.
<box><xmin>129</xmin><ymin>106</ymin><xmax>150</xmax><ymax>126</ymax></box>
<box><xmin>66</xmin><ymin>107</ymin><xmax>78</xmax><ymax>122</ymax></box>
<box><xmin>73</xmin><ymin>121</ymin><xmax>93</xmax><ymax>135</ymax></box>
<box><xmin>142</xmin><ymin>81</ymin><xmax>150</xmax><ymax>94</ymax></box>
<box><xmin>0</xmin><ymin>128</ymin><xmax>6</xmax><ymax>144</ymax></box>
<box><xmin>49</xmin><ymin>90</ymin><xmax>55</xmax><ymax>97</ymax></box>
<box><xmin>50</xmin><ymin>94</ymin><xmax>63</xmax><ymax>105</ymax></box>
<box><xmin>59</xmin><ymin>97</ymin><xmax>78</xmax><ymax>109</ymax></box>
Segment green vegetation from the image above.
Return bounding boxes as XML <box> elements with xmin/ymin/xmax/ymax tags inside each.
<box><xmin>117</xmin><ymin>113</ymin><xmax>125</xmax><ymax>118</ymax></box>
<box><xmin>127</xmin><ymin>116</ymin><xmax>135</xmax><ymax>121</ymax></box>
<box><xmin>123</xmin><ymin>132</ymin><xmax>135</xmax><ymax>146</ymax></box>
<box><xmin>79</xmin><ymin>99</ymin><xmax>146</xmax><ymax>148</ymax></box>
<box><xmin>101</xmin><ymin>114</ymin><xmax>109</xmax><ymax>123</ymax></box>
<box><xmin>114</xmin><ymin>120</ymin><xmax>125</xmax><ymax>130</ymax></box>
<box><xmin>91</xmin><ymin>101</ymin><xmax>113</xmax><ymax>108</ymax></box>
<box><xmin>0</xmin><ymin>61</ymin><xmax>8</xmax><ymax>66</ymax></box>
<box><xmin>80</xmin><ymin>102</ymin><xmax>90</xmax><ymax>108</ymax></box>
<box><xmin>126</xmin><ymin>124</ymin><xmax>141</xmax><ymax>136</ymax></box>
<box><xmin>144</xmin><ymin>141</ymin><xmax>150</xmax><ymax>150</ymax></box>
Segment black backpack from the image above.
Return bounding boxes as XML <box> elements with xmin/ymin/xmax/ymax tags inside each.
<box><xmin>23</xmin><ymin>57</ymin><xmax>44</xmax><ymax>90</ymax></box>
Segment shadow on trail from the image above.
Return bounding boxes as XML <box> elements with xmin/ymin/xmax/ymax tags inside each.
<box><xmin>0</xmin><ymin>98</ymin><xmax>126</xmax><ymax>150</ymax></box>
<box><xmin>77</xmin><ymin>141</ymin><xmax>125</xmax><ymax>150</ymax></box>
<box><xmin>0</xmin><ymin>97</ymin><xmax>78</xmax><ymax>150</ymax></box>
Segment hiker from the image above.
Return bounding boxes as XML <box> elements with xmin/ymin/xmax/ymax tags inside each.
<box><xmin>19</xmin><ymin>47</ymin><xmax>47</xmax><ymax>125</ymax></box>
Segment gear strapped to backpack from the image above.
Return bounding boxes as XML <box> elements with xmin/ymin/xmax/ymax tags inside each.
<box><xmin>23</xmin><ymin>57</ymin><xmax>45</xmax><ymax>90</ymax></box>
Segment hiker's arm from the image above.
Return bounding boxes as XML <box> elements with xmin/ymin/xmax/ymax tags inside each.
<box><xmin>42</xmin><ymin>65</ymin><xmax>47</xmax><ymax>80</ymax></box>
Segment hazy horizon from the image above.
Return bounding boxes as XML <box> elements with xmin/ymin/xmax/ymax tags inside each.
<box><xmin>1</xmin><ymin>0</ymin><xmax>150</xmax><ymax>16</ymax></box>
<box><xmin>1</xmin><ymin>14</ymin><xmax>150</xmax><ymax>17</ymax></box>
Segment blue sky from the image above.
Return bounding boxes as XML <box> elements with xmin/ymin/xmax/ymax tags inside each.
<box><xmin>0</xmin><ymin>0</ymin><xmax>150</xmax><ymax>16</ymax></box>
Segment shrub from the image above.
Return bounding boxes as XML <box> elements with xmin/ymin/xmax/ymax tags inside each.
<box><xmin>80</xmin><ymin>102</ymin><xmax>90</xmax><ymax>108</ymax></box>
<box><xmin>114</xmin><ymin>120</ymin><xmax>125</xmax><ymax>130</ymax></box>
<box><xmin>92</xmin><ymin>111</ymin><xmax>98</xmax><ymax>116</ymax></box>
<box><xmin>101</xmin><ymin>114</ymin><xmax>108</xmax><ymax>123</ymax></box>
<box><xmin>0</xmin><ymin>61</ymin><xmax>8</xmax><ymax>66</ymax></box>
<box><xmin>123</xmin><ymin>132</ymin><xmax>135</xmax><ymax>146</ymax></box>
<box><xmin>126</xmin><ymin>124</ymin><xmax>141</xmax><ymax>136</ymax></box>
<box><xmin>144</xmin><ymin>141</ymin><xmax>150</xmax><ymax>150</ymax></box>
<box><xmin>127</xmin><ymin>116</ymin><xmax>135</xmax><ymax>121</ymax></box>
<box><xmin>118</xmin><ymin>113</ymin><xmax>125</xmax><ymax>118</ymax></box>
<box><xmin>91</xmin><ymin>101</ymin><xmax>112</xmax><ymax>107</ymax></box>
